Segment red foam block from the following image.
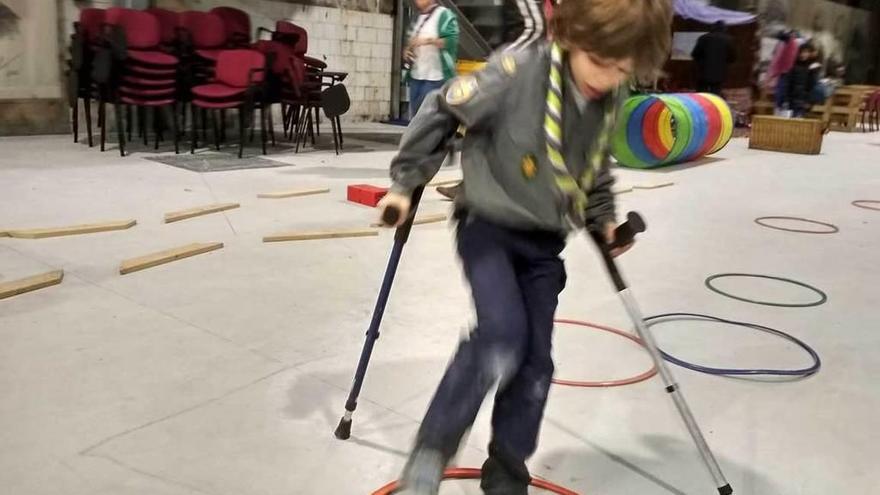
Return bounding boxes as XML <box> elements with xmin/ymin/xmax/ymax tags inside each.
<box><xmin>347</xmin><ymin>184</ymin><xmax>388</xmax><ymax>207</ymax></box>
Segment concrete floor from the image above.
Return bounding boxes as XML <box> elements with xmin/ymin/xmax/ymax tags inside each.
<box><xmin>1</xmin><ymin>126</ymin><xmax>878</xmax><ymax>495</ymax></box>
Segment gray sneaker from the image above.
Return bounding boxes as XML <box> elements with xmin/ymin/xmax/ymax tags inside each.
<box><xmin>398</xmin><ymin>448</ymin><xmax>445</xmax><ymax>495</ymax></box>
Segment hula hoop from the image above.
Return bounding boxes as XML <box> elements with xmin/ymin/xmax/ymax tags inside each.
<box><xmin>552</xmin><ymin>319</ymin><xmax>658</xmax><ymax>388</ymax></box>
<box><xmin>852</xmin><ymin>200</ymin><xmax>880</xmax><ymax>211</ymax></box>
<box><xmin>754</xmin><ymin>216</ymin><xmax>840</xmax><ymax>234</ymax></box>
<box><xmin>642</xmin><ymin>99</ymin><xmax>669</xmax><ymax>160</ymax></box>
<box><xmin>702</xmin><ymin>92</ymin><xmax>734</xmax><ymax>154</ymax></box>
<box><xmin>612</xmin><ymin>97</ymin><xmax>649</xmax><ymax>168</ymax></box>
<box><xmin>371</xmin><ymin>467</ymin><xmax>579</xmax><ymax>495</ymax></box>
<box><xmin>612</xmin><ymin>93</ymin><xmax>733</xmax><ymax>169</ymax></box>
<box><xmin>645</xmin><ymin>313</ymin><xmax>822</xmax><ymax>377</ymax></box>
<box><xmin>629</xmin><ymin>97</ymin><xmax>662</xmax><ymax>166</ymax></box>
<box><xmin>676</xmin><ymin>94</ymin><xmax>708</xmax><ymax>162</ymax></box>
<box><xmin>705</xmin><ymin>273</ymin><xmax>828</xmax><ymax>308</ymax></box>
<box><xmin>659</xmin><ymin>95</ymin><xmax>693</xmax><ymax>163</ymax></box>
<box><xmin>658</xmin><ymin>107</ymin><xmax>674</xmax><ymax>150</ymax></box>
<box><xmin>690</xmin><ymin>93</ymin><xmax>723</xmax><ymax>157</ymax></box>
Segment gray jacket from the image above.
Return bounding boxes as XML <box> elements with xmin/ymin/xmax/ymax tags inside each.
<box><xmin>390</xmin><ymin>43</ymin><xmax>619</xmax><ymax>234</ymax></box>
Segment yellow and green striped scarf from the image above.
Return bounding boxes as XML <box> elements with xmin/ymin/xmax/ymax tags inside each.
<box><xmin>544</xmin><ymin>42</ymin><xmax>621</xmax><ymax>228</ymax></box>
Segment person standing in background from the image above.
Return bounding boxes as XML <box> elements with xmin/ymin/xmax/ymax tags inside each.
<box><xmin>784</xmin><ymin>43</ymin><xmax>819</xmax><ymax>118</ymax></box>
<box><xmin>691</xmin><ymin>21</ymin><xmax>736</xmax><ymax>95</ymax></box>
<box><xmin>404</xmin><ymin>0</ymin><xmax>459</xmax><ymax>120</ymax></box>
<box><xmin>764</xmin><ymin>30</ymin><xmax>800</xmax><ymax>113</ymax></box>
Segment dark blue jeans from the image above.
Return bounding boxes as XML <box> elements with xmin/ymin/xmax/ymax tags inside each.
<box><xmin>775</xmin><ymin>73</ymin><xmax>788</xmax><ymax>109</ymax></box>
<box><xmin>414</xmin><ymin>215</ymin><xmax>567</xmax><ymax>484</ymax></box>
<box><xmin>409</xmin><ymin>79</ymin><xmax>445</xmax><ymax>120</ymax></box>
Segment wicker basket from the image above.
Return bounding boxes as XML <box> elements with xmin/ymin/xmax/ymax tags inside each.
<box><xmin>749</xmin><ymin>116</ymin><xmax>826</xmax><ymax>154</ymax></box>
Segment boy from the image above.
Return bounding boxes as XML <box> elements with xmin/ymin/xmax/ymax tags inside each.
<box><xmin>378</xmin><ymin>0</ymin><xmax>673</xmax><ymax>493</ymax></box>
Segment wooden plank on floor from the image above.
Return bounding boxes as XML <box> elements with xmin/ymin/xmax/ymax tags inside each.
<box><xmin>119</xmin><ymin>242</ymin><xmax>224</xmax><ymax>275</ymax></box>
<box><xmin>428</xmin><ymin>178</ymin><xmax>462</xmax><ymax>187</ymax></box>
<box><xmin>7</xmin><ymin>220</ymin><xmax>137</xmax><ymax>239</ymax></box>
<box><xmin>263</xmin><ymin>228</ymin><xmax>378</xmax><ymax>243</ymax></box>
<box><xmin>0</xmin><ymin>270</ymin><xmax>64</xmax><ymax>300</ymax></box>
<box><xmin>164</xmin><ymin>203</ymin><xmax>240</xmax><ymax>223</ymax></box>
<box><xmin>257</xmin><ymin>188</ymin><xmax>331</xmax><ymax>199</ymax></box>
<box><xmin>633</xmin><ymin>182</ymin><xmax>675</xmax><ymax>190</ymax></box>
<box><xmin>413</xmin><ymin>213</ymin><xmax>448</xmax><ymax>225</ymax></box>
<box><xmin>370</xmin><ymin>213</ymin><xmax>448</xmax><ymax>228</ymax></box>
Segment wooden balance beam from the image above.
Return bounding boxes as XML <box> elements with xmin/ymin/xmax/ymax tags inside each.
<box><xmin>5</xmin><ymin>220</ymin><xmax>137</xmax><ymax>239</ymax></box>
<box><xmin>119</xmin><ymin>242</ymin><xmax>224</xmax><ymax>275</ymax></box>
<box><xmin>0</xmin><ymin>270</ymin><xmax>64</xmax><ymax>300</ymax></box>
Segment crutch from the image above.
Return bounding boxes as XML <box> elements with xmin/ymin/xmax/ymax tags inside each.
<box><xmin>335</xmin><ymin>186</ymin><xmax>425</xmax><ymax>440</ymax></box>
<box><xmin>594</xmin><ymin>212</ymin><xmax>733</xmax><ymax>495</ymax></box>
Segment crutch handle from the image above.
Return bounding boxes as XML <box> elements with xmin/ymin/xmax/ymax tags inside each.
<box><xmin>589</xmin><ymin>211</ymin><xmax>646</xmax><ymax>250</ymax></box>
<box><xmin>392</xmin><ymin>186</ymin><xmax>425</xmax><ymax>243</ymax></box>
<box><xmin>610</xmin><ymin>211</ymin><xmax>646</xmax><ymax>249</ymax></box>
<box><xmin>381</xmin><ymin>205</ymin><xmax>402</xmax><ymax>226</ymax></box>
<box><xmin>589</xmin><ymin>211</ymin><xmax>646</xmax><ymax>292</ymax></box>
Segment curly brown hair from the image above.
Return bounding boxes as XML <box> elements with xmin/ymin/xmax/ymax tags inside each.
<box><xmin>551</xmin><ymin>0</ymin><xmax>673</xmax><ymax>78</ymax></box>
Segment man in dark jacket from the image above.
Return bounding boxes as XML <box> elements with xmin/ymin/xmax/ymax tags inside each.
<box><xmin>691</xmin><ymin>21</ymin><xmax>736</xmax><ymax>94</ymax></box>
<box><xmin>785</xmin><ymin>44</ymin><xmax>819</xmax><ymax>117</ymax></box>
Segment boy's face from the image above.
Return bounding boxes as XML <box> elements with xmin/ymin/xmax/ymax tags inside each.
<box><xmin>568</xmin><ymin>48</ymin><xmax>634</xmax><ymax>100</ymax></box>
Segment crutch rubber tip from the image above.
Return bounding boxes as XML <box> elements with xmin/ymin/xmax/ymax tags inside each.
<box><xmin>334</xmin><ymin>417</ymin><xmax>352</xmax><ymax>440</ymax></box>
<box><xmin>718</xmin><ymin>484</ymin><xmax>733</xmax><ymax>495</ymax></box>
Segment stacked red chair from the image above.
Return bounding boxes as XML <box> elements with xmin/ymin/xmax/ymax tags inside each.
<box><xmin>264</xmin><ymin>21</ymin><xmax>348</xmax><ymax>147</ymax></box>
<box><xmin>274</xmin><ymin>21</ymin><xmax>347</xmax><ymax>86</ymax></box>
<box><xmin>211</xmin><ymin>7</ymin><xmax>252</xmax><ymax>47</ymax></box>
<box><xmin>68</xmin><ymin>7</ymin><xmax>106</xmax><ymax>147</ymax></box>
<box><xmin>190</xmin><ymin>49</ymin><xmax>268</xmax><ymax>158</ymax></box>
<box><xmin>145</xmin><ymin>8</ymin><xmax>180</xmax><ymax>49</ymax></box>
<box><xmin>253</xmin><ymin>39</ymin><xmax>320</xmax><ymax>150</ymax></box>
<box><xmin>67</xmin><ymin>5</ymin><xmax>348</xmax><ymax>158</ymax></box>
<box><xmin>253</xmin><ymin>39</ymin><xmax>306</xmax><ymax>145</ymax></box>
<box><xmin>105</xmin><ymin>8</ymin><xmax>181</xmax><ymax>156</ymax></box>
<box><xmin>178</xmin><ymin>11</ymin><xmax>228</xmax><ymax>69</ymax></box>
<box><xmin>274</xmin><ymin>22</ymin><xmax>318</xmax><ymax>67</ymax></box>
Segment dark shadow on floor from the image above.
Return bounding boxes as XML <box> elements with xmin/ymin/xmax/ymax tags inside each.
<box><xmin>542</xmin><ymin>419</ymin><xmax>780</xmax><ymax>495</ymax></box>
<box><xmin>616</xmin><ymin>156</ymin><xmax>729</xmax><ymax>175</ymax></box>
<box><xmin>282</xmin><ymin>355</ymin><xmax>444</xmax><ymax>425</ymax></box>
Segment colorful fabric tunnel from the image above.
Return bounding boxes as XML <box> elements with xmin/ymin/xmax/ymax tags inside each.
<box><xmin>611</xmin><ymin>93</ymin><xmax>733</xmax><ymax>169</ymax></box>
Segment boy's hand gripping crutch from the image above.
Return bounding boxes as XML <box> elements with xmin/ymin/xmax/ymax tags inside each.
<box><xmin>335</xmin><ymin>186</ymin><xmax>425</xmax><ymax>440</ymax></box>
<box><xmin>595</xmin><ymin>212</ymin><xmax>734</xmax><ymax>495</ymax></box>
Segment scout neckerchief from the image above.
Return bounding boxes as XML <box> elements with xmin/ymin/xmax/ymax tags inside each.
<box><xmin>544</xmin><ymin>41</ymin><xmax>621</xmax><ymax>228</ymax></box>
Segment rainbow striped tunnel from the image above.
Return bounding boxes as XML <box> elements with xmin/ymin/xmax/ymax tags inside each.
<box><xmin>611</xmin><ymin>93</ymin><xmax>734</xmax><ymax>169</ymax></box>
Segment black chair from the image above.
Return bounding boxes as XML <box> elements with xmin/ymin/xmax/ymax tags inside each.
<box><xmin>321</xmin><ymin>84</ymin><xmax>350</xmax><ymax>155</ymax></box>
